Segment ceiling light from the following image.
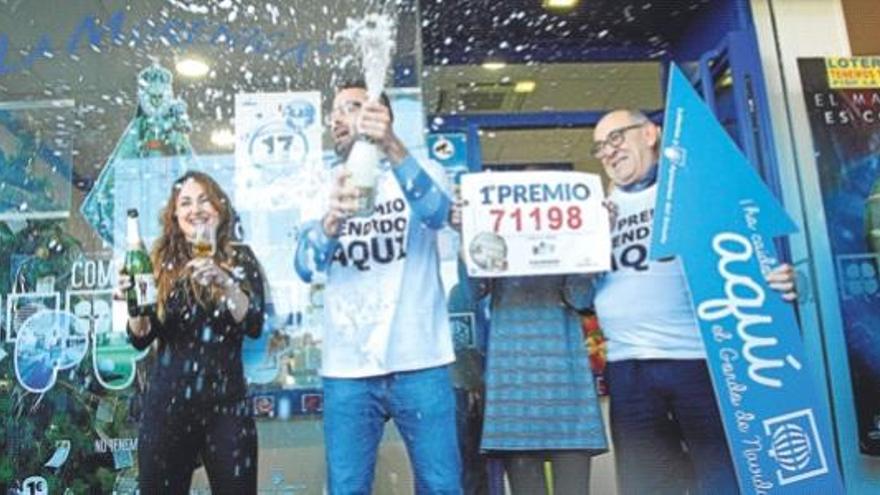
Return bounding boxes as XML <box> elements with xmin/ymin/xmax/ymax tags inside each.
<box><xmin>514</xmin><ymin>81</ymin><xmax>536</xmax><ymax>93</ymax></box>
<box><xmin>210</xmin><ymin>128</ymin><xmax>235</xmax><ymax>148</ymax></box>
<box><xmin>176</xmin><ymin>57</ymin><xmax>210</xmax><ymax>78</ymax></box>
<box><xmin>482</xmin><ymin>61</ymin><xmax>506</xmax><ymax>71</ymax></box>
<box><xmin>543</xmin><ymin>0</ymin><xmax>579</xmax><ymax>9</ymax></box>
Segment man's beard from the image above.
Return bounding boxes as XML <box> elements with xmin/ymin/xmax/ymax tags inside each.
<box><xmin>335</xmin><ymin>138</ymin><xmax>354</xmax><ymax>160</ymax></box>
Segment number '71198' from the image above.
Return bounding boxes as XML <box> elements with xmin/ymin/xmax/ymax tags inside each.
<box><xmin>489</xmin><ymin>206</ymin><xmax>584</xmax><ymax>232</ymax></box>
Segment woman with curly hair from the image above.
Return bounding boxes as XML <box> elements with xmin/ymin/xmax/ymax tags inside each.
<box><xmin>116</xmin><ymin>171</ymin><xmax>265</xmax><ymax>494</ymax></box>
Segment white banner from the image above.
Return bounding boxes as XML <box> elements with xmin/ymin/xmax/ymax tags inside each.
<box><xmin>461</xmin><ymin>171</ymin><xmax>610</xmax><ymax>277</ymax></box>
<box><xmin>234</xmin><ymin>91</ymin><xmax>325</xmax><ymax>211</ymax></box>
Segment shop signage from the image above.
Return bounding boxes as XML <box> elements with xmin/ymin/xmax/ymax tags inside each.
<box><xmin>0</xmin><ymin>9</ymin><xmax>330</xmax><ymax>77</ymax></box>
<box><xmin>798</xmin><ymin>56</ymin><xmax>880</xmax><ymax>455</ymax></box>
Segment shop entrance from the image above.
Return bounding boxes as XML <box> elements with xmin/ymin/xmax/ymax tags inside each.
<box><xmin>421</xmin><ymin>0</ymin><xmax>819</xmax><ymax>492</ymax></box>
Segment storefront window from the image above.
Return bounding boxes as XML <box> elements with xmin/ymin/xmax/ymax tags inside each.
<box><xmin>0</xmin><ymin>2</ymin><xmax>425</xmax><ymax>492</ymax></box>
<box><xmin>1</xmin><ymin>1</ymin><xmax>717</xmax><ymax>493</ymax></box>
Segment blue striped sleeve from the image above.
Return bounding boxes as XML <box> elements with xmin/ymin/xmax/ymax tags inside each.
<box><xmin>293</xmin><ymin>219</ymin><xmax>339</xmax><ymax>283</ymax></box>
<box><xmin>392</xmin><ymin>155</ymin><xmax>451</xmax><ymax>230</ymax></box>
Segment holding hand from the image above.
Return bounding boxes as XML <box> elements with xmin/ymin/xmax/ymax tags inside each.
<box><xmin>187</xmin><ymin>257</ymin><xmax>251</xmax><ymax>322</ymax></box>
<box><xmin>323</xmin><ymin>168</ymin><xmax>360</xmax><ymax>237</ymax></box>
<box><xmin>603</xmin><ymin>199</ymin><xmax>619</xmax><ymax>230</ymax></box>
<box><xmin>187</xmin><ymin>257</ymin><xmax>234</xmax><ymax>289</ymax></box>
<box><xmin>356</xmin><ymin>101</ymin><xmax>407</xmax><ymax>163</ymax></box>
<box><xmin>449</xmin><ymin>186</ymin><xmax>466</xmax><ymax>232</ymax></box>
<box><xmin>113</xmin><ymin>268</ymin><xmax>133</xmax><ymax>301</ymax></box>
<box><xmin>766</xmin><ymin>263</ymin><xmax>798</xmax><ymax>302</ymax></box>
<box><xmin>115</xmin><ymin>268</ymin><xmax>150</xmax><ymax>337</ymax></box>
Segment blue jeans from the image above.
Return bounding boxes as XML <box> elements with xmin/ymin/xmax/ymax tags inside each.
<box><xmin>606</xmin><ymin>359</ymin><xmax>738</xmax><ymax>495</ymax></box>
<box><xmin>323</xmin><ymin>366</ymin><xmax>462</xmax><ymax>495</ymax></box>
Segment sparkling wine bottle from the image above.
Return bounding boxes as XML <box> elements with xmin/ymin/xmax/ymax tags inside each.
<box><xmin>346</xmin><ymin>136</ymin><xmax>382</xmax><ymax>216</ymax></box>
<box><xmin>124</xmin><ymin>208</ymin><xmax>157</xmax><ymax>317</ymax></box>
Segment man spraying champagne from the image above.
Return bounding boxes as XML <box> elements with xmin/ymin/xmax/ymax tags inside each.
<box><xmin>294</xmin><ymin>12</ymin><xmax>461</xmax><ymax>490</ymax></box>
<box><xmin>336</xmin><ymin>13</ymin><xmax>396</xmax><ymax>217</ymax></box>
<box><xmin>296</xmin><ymin>78</ymin><xmax>460</xmax><ymax>493</ymax></box>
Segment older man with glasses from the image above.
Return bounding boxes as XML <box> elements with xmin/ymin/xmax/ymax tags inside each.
<box><xmin>590</xmin><ymin>109</ymin><xmax>797</xmax><ymax>494</ymax></box>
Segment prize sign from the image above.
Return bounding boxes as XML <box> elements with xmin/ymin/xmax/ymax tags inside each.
<box><xmin>461</xmin><ymin>171</ymin><xmax>610</xmax><ymax>277</ymax></box>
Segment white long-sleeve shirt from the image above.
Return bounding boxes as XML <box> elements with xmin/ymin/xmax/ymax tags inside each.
<box><xmin>594</xmin><ymin>183</ymin><xmax>706</xmax><ymax>362</ymax></box>
<box><xmin>294</xmin><ymin>155</ymin><xmax>455</xmax><ymax>377</ymax></box>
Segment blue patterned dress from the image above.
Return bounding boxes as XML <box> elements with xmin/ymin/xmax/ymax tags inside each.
<box><xmin>478</xmin><ymin>275</ymin><xmax>608</xmax><ymax>453</ymax></box>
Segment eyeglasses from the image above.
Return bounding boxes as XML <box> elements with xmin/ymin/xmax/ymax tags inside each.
<box><xmin>325</xmin><ymin>100</ymin><xmax>363</xmax><ymax>126</ymax></box>
<box><xmin>591</xmin><ymin>122</ymin><xmax>647</xmax><ymax>159</ymax></box>
<box><xmin>330</xmin><ymin>100</ymin><xmax>363</xmax><ymax>117</ymax></box>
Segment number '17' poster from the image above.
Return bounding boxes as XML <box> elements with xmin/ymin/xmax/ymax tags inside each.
<box><xmin>234</xmin><ymin>91</ymin><xmax>324</xmax><ymax>212</ymax></box>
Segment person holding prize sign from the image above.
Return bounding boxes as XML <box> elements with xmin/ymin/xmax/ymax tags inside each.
<box><xmin>453</xmin><ymin>164</ymin><xmax>611</xmax><ymax>494</ymax></box>
<box><xmin>592</xmin><ymin>109</ymin><xmax>798</xmax><ymax>494</ymax></box>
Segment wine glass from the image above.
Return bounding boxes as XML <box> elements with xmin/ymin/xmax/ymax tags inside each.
<box><xmin>192</xmin><ymin>222</ymin><xmax>216</xmax><ymax>258</ymax></box>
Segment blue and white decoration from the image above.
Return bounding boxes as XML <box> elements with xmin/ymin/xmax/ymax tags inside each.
<box><xmin>235</xmin><ymin>92</ymin><xmax>325</xmax><ymax>211</ymax></box>
<box><xmin>650</xmin><ymin>64</ymin><xmax>844</xmax><ymax>493</ymax></box>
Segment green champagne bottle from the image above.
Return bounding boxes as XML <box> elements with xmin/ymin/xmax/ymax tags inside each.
<box><xmin>124</xmin><ymin>208</ymin><xmax>157</xmax><ymax>317</ymax></box>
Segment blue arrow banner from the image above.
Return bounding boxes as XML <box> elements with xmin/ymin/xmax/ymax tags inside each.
<box><xmin>651</xmin><ymin>64</ymin><xmax>844</xmax><ymax>493</ymax></box>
